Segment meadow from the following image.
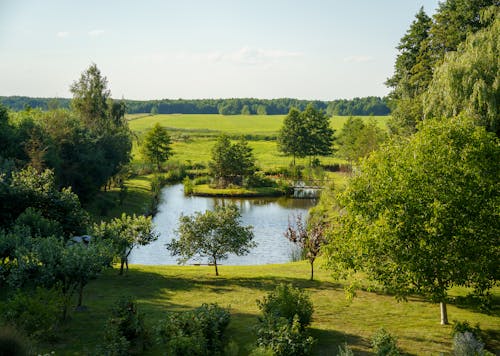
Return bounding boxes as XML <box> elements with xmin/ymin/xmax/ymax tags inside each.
<box><xmin>128</xmin><ymin>114</ymin><xmax>389</xmax><ymax>171</ymax></box>
<box><xmin>42</xmin><ymin>262</ymin><xmax>499</xmax><ymax>355</ymax></box>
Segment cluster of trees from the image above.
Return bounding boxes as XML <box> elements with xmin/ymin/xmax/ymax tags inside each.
<box><xmin>385</xmin><ymin>1</ymin><xmax>499</xmax><ymax>136</ymax></box>
<box><xmin>1</xmin><ymin>96</ymin><xmax>391</xmax><ymax>116</ymax></box>
<box><xmin>0</xmin><ymin>65</ymin><xmax>158</xmax><ymax>330</ymax></box>
<box><xmin>322</xmin><ymin>0</ymin><xmax>499</xmax><ymax>325</ymax></box>
<box><xmin>278</xmin><ymin>104</ymin><xmax>334</xmax><ymax>165</ymax></box>
<box><xmin>209</xmin><ymin>135</ymin><xmax>256</xmax><ymax>187</ymax></box>
<box><xmin>0</xmin><ymin>64</ymin><xmax>132</xmax><ymax>202</ymax></box>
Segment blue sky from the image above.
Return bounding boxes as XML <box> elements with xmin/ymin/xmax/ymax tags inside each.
<box><xmin>0</xmin><ymin>0</ymin><xmax>440</xmax><ymax>100</ymax></box>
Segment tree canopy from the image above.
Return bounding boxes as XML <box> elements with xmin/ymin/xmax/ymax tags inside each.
<box><xmin>325</xmin><ymin>117</ymin><xmax>499</xmax><ymax>324</ymax></box>
<box><xmin>167</xmin><ymin>204</ymin><xmax>255</xmax><ymax>276</ymax></box>
<box><xmin>424</xmin><ymin>9</ymin><xmax>499</xmax><ymax>136</ymax></box>
<box><xmin>209</xmin><ymin>135</ymin><xmax>256</xmax><ymax>188</ymax></box>
<box><xmin>141</xmin><ymin>123</ymin><xmax>173</xmax><ymax>170</ymax></box>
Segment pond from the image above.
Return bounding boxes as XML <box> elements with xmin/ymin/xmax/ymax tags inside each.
<box><xmin>129</xmin><ymin>184</ymin><xmax>317</xmax><ymax>265</ymax></box>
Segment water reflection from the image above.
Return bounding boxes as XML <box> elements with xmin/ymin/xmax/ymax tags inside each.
<box><xmin>129</xmin><ymin>184</ymin><xmax>317</xmax><ymax>265</ymax></box>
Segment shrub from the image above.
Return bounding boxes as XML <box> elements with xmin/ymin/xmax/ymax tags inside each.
<box><xmin>453</xmin><ymin>332</ymin><xmax>487</xmax><ymax>356</ymax></box>
<box><xmin>0</xmin><ymin>325</ymin><xmax>31</xmax><ymax>356</ymax></box>
<box><xmin>97</xmin><ymin>296</ymin><xmax>149</xmax><ymax>355</ymax></box>
<box><xmin>183</xmin><ymin>177</ymin><xmax>194</xmax><ymax>195</ymax></box>
<box><xmin>452</xmin><ymin>320</ymin><xmax>482</xmax><ymax>342</ymax></box>
<box><xmin>155</xmin><ymin>303</ymin><xmax>231</xmax><ymax>356</ymax></box>
<box><xmin>0</xmin><ymin>287</ymin><xmax>63</xmax><ymax>341</ymax></box>
<box><xmin>244</xmin><ymin>173</ymin><xmax>277</xmax><ymax>188</ymax></box>
<box><xmin>337</xmin><ymin>342</ymin><xmax>354</xmax><ymax>356</ymax></box>
<box><xmin>256</xmin><ymin>283</ymin><xmax>313</xmax><ymax>330</ymax></box>
<box><xmin>256</xmin><ymin>315</ymin><xmax>315</xmax><ymax>356</ymax></box>
<box><xmin>371</xmin><ymin>328</ymin><xmax>400</xmax><ymax>356</ymax></box>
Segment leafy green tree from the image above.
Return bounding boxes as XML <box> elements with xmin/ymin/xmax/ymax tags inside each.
<box><xmin>241</xmin><ymin>104</ymin><xmax>251</xmax><ymax>115</ymax></box>
<box><xmin>325</xmin><ymin>117</ymin><xmax>499</xmax><ymax>324</ymax></box>
<box><xmin>278</xmin><ymin>108</ymin><xmax>307</xmax><ymax>165</ymax></box>
<box><xmin>92</xmin><ymin>213</ymin><xmax>158</xmax><ymax>275</ymax></box>
<box><xmin>70</xmin><ymin>63</ymin><xmax>111</xmax><ymax>130</ymax></box>
<box><xmin>424</xmin><ymin>11</ymin><xmax>499</xmax><ymax>136</ymax></box>
<box><xmin>0</xmin><ymin>166</ymin><xmax>89</xmax><ymax>237</ymax></box>
<box><xmin>209</xmin><ymin>134</ymin><xmax>256</xmax><ymax>188</ymax></box>
<box><xmin>167</xmin><ymin>204</ymin><xmax>255</xmax><ymax>276</ymax></box>
<box><xmin>141</xmin><ymin>123</ymin><xmax>173</xmax><ymax>170</ymax></box>
<box><xmin>336</xmin><ymin>117</ymin><xmax>386</xmax><ymax>164</ymax></box>
<box><xmin>302</xmin><ymin>104</ymin><xmax>334</xmax><ymax>161</ymax></box>
<box><xmin>385</xmin><ymin>7</ymin><xmax>432</xmax><ymax>135</ymax></box>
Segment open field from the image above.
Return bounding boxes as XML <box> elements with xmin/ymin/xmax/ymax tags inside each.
<box><xmin>129</xmin><ymin>114</ymin><xmax>385</xmax><ymax>170</ymax></box>
<box><xmin>42</xmin><ymin>262</ymin><xmax>499</xmax><ymax>355</ymax></box>
<box><xmin>128</xmin><ymin>114</ymin><xmax>390</xmax><ymax>136</ymax></box>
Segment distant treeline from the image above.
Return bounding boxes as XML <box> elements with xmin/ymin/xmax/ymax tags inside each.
<box><xmin>0</xmin><ymin>96</ymin><xmax>390</xmax><ymax>116</ymax></box>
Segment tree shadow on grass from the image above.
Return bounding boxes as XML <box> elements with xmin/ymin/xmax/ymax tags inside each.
<box><xmin>311</xmin><ymin>328</ymin><xmax>371</xmax><ymax>355</ymax></box>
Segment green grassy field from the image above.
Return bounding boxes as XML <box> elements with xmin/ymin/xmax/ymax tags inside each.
<box><xmin>128</xmin><ymin>114</ymin><xmax>384</xmax><ymax>171</ymax></box>
<box><xmin>42</xmin><ymin>262</ymin><xmax>499</xmax><ymax>355</ymax></box>
<box><xmin>128</xmin><ymin>114</ymin><xmax>389</xmax><ymax>136</ymax></box>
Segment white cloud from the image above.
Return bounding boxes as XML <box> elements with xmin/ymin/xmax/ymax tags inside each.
<box><xmin>88</xmin><ymin>29</ymin><xmax>105</xmax><ymax>37</ymax></box>
<box><xmin>343</xmin><ymin>55</ymin><xmax>374</xmax><ymax>63</ymax></box>
<box><xmin>56</xmin><ymin>31</ymin><xmax>69</xmax><ymax>38</ymax></box>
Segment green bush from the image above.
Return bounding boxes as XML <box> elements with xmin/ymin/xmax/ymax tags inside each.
<box><xmin>98</xmin><ymin>296</ymin><xmax>149</xmax><ymax>355</ymax></box>
<box><xmin>371</xmin><ymin>328</ymin><xmax>400</xmax><ymax>356</ymax></box>
<box><xmin>155</xmin><ymin>303</ymin><xmax>231</xmax><ymax>356</ymax></box>
<box><xmin>244</xmin><ymin>173</ymin><xmax>277</xmax><ymax>188</ymax></box>
<box><xmin>452</xmin><ymin>320</ymin><xmax>482</xmax><ymax>342</ymax></box>
<box><xmin>256</xmin><ymin>315</ymin><xmax>315</xmax><ymax>356</ymax></box>
<box><xmin>336</xmin><ymin>342</ymin><xmax>354</xmax><ymax>356</ymax></box>
<box><xmin>183</xmin><ymin>177</ymin><xmax>194</xmax><ymax>195</ymax></box>
<box><xmin>0</xmin><ymin>287</ymin><xmax>63</xmax><ymax>341</ymax></box>
<box><xmin>256</xmin><ymin>283</ymin><xmax>313</xmax><ymax>330</ymax></box>
<box><xmin>0</xmin><ymin>325</ymin><xmax>31</xmax><ymax>356</ymax></box>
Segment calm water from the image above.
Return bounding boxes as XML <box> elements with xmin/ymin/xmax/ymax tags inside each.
<box><xmin>129</xmin><ymin>184</ymin><xmax>317</xmax><ymax>265</ymax></box>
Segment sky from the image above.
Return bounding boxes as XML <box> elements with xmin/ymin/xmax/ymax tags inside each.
<box><xmin>0</xmin><ymin>0</ymin><xmax>440</xmax><ymax>101</ymax></box>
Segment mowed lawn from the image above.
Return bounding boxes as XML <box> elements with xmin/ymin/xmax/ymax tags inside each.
<box><xmin>45</xmin><ymin>262</ymin><xmax>499</xmax><ymax>355</ymax></box>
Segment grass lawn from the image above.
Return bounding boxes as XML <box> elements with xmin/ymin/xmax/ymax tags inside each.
<box><xmin>41</xmin><ymin>262</ymin><xmax>499</xmax><ymax>355</ymax></box>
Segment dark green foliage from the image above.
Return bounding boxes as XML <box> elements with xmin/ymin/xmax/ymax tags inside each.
<box><xmin>0</xmin><ymin>166</ymin><xmax>89</xmax><ymax>237</ymax></box>
<box><xmin>209</xmin><ymin>134</ymin><xmax>256</xmax><ymax>188</ymax></box>
<box><xmin>256</xmin><ymin>283</ymin><xmax>314</xmax><ymax>330</ymax></box>
<box><xmin>371</xmin><ymin>328</ymin><xmax>400</xmax><ymax>356</ymax></box>
<box><xmin>14</xmin><ymin>207</ymin><xmax>63</xmax><ymax>238</ymax></box>
<box><xmin>256</xmin><ymin>315</ymin><xmax>315</xmax><ymax>356</ymax></box>
<box><xmin>0</xmin><ymin>287</ymin><xmax>63</xmax><ymax>341</ymax></box>
<box><xmin>98</xmin><ymin>296</ymin><xmax>148</xmax><ymax>355</ymax></box>
<box><xmin>141</xmin><ymin>123</ymin><xmax>172</xmax><ymax>170</ymax></box>
<box><xmin>1</xmin><ymin>96</ymin><xmax>391</xmax><ymax>116</ymax></box>
<box><xmin>0</xmin><ymin>325</ymin><xmax>31</xmax><ymax>356</ymax></box>
<box><xmin>155</xmin><ymin>303</ymin><xmax>231</xmax><ymax>356</ymax></box>
<box><xmin>278</xmin><ymin>105</ymin><xmax>334</xmax><ymax>165</ymax></box>
<box><xmin>452</xmin><ymin>320</ymin><xmax>483</xmax><ymax>342</ymax></box>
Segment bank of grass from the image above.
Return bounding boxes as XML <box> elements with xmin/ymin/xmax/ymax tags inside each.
<box><xmin>40</xmin><ymin>262</ymin><xmax>499</xmax><ymax>355</ymax></box>
<box><xmin>191</xmin><ymin>184</ymin><xmax>284</xmax><ymax>197</ymax></box>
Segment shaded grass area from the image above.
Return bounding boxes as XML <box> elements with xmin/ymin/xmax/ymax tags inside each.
<box><xmin>39</xmin><ymin>262</ymin><xmax>499</xmax><ymax>355</ymax></box>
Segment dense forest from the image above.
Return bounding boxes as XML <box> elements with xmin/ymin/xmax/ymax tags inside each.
<box><xmin>0</xmin><ymin>96</ymin><xmax>390</xmax><ymax>116</ymax></box>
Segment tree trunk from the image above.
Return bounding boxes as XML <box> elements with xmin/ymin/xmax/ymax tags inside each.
<box><xmin>77</xmin><ymin>282</ymin><xmax>84</xmax><ymax>307</ymax></box>
<box><xmin>119</xmin><ymin>258</ymin><xmax>125</xmax><ymax>275</ymax></box>
<box><xmin>440</xmin><ymin>302</ymin><xmax>448</xmax><ymax>325</ymax></box>
<box><xmin>310</xmin><ymin>260</ymin><xmax>314</xmax><ymax>281</ymax></box>
<box><xmin>214</xmin><ymin>259</ymin><xmax>219</xmax><ymax>276</ymax></box>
